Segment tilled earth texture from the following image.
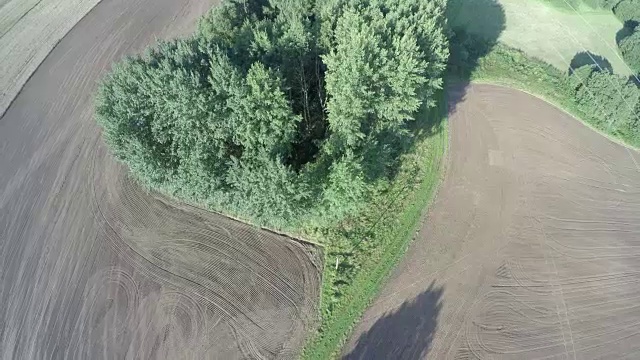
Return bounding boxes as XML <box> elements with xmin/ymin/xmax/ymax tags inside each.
<box><xmin>0</xmin><ymin>0</ymin><xmax>321</xmax><ymax>358</ymax></box>
<box><xmin>0</xmin><ymin>0</ymin><xmax>102</xmax><ymax>118</ymax></box>
<box><xmin>344</xmin><ymin>84</ymin><xmax>640</xmax><ymax>359</ymax></box>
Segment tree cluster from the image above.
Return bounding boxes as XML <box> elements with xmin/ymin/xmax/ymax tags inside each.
<box><xmin>619</xmin><ymin>27</ymin><xmax>640</xmax><ymax>73</ymax></box>
<box><xmin>570</xmin><ymin>62</ymin><xmax>640</xmax><ymax>142</ymax></box>
<box><xmin>96</xmin><ymin>0</ymin><xmax>449</xmax><ymax>228</ymax></box>
<box><xmin>613</xmin><ymin>0</ymin><xmax>640</xmax><ymax>24</ymax></box>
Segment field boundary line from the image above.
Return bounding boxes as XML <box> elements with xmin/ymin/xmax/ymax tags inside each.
<box><xmin>470</xmin><ymin>80</ymin><xmax>640</xmax><ymax>153</ymax></box>
<box><xmin>148</xmin><ymin>191</ymin><xmax>325</xmax><ymax>248</ymax></box>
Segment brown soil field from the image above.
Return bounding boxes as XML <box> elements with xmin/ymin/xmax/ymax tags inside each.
<box><xmin>344</xmin><ymin>84</ymin><xmax>640</xmax><ymax>359</ymax></box>
<box><xmin>0</xmin><ymin>0</ymin><xmax>103</xmax><ymax>118</ymax></box>
<box><xmin>0</xmin><ymin>0</ymin><xmax>321</xmax><ymax>358</ymax></box>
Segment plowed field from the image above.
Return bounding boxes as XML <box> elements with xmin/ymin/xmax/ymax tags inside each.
<box><xmin>0</xmin><ymin>0</ymin><xmax>321</xmax><ymax>358</ymax></box>
<box><xmin>344</xmin><ymin>84</ymin><xmax>640</xmax><ymax>359</ymax></box>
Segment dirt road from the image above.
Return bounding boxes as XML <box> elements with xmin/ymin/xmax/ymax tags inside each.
<box><xmin>344</xmin><ymin>84</ymin><xmax>640</xmax><ymax>359</ymax></box>
<box><xmin>0</xmin><ymin>0</ymin><xmax>320</xmax><ymax>358</ymax></box>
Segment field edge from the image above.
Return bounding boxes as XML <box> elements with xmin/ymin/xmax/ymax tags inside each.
<box><xmin>300</xmin><ymin>93</ymin><xmax>449</xmax><ymax>360</ymax></box>
<box><xmin>462</xmin><ymin>43</ymin><xmax>640</xmax><ymax>152</ymax></box>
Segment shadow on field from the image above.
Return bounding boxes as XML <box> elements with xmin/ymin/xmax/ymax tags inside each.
<box><xmin>569</xmin><ymin>51</ymin><xmax>613</xmax><ymax>74</ymax></box>
<box><xmin>616</xmin><ymin>20</ymin><xmax>638</xmax><ymax>45</ymax></box>
<box><xmin>446</xmin><ymin>0</ymin><xmax>506</xmax><ymax>114</ymax></box>
<box><xmin>343</xmin><ymin>282</ymin><xmax>444</xmax><ymax>360</ymax></box>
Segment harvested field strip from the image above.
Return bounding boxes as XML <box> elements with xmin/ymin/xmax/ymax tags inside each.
<box><xmin>0</xmin><ymin>0</ymin><xmax>321</xmax><ymax>358</ymax></box>
<box><xmin>343</xmin><ymin>84</ymin><xmax>640</xmax><ymax>359</ymax></box>
<box><xmin>0</xmin><ymin>0</ymin><xmax>103</xmax><ymax>118</ymax></box>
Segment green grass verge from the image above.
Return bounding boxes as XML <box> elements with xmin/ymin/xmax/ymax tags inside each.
<box><xmin>461</xmin><ymin>42</ymin><xmax>639</xmax><ymax>150</ymax></box>
<box><xmin>301</xmin><ymin>94</ymin><xmax>448</xmax><ymax>359</ymax></box>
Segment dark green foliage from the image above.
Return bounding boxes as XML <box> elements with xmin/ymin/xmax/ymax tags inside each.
<box><xmin>321</xmin><ymin>0</ymin><xmax>448</xmax><ymax>172</ymax></box>
<box><xmin>96</xmin><ymin>0</ymin><xmax>449</xmax><ymax>228</ymax></box>
<box><xmin>619</xmin><ymin>27</ymin><xmax>640</xmax><ymax>73</ymax></box>
<box><xmin>614</xmin><ymin>0</ymin><xmax>640</xmax><ymax>23</ymax></box>
<box><xmin>447</xmin><ymin>0</ymin><xmax>506</xmax><ymax>40</ymax></box>
<box><xmin>569</xmin><ymin>61</ymin><xmax>597</xmax><ymax>89</ymax></box>
<box><xmin>446</xmin><ymin>0</ymin><xmax>505</xmax><ymax>81</ymax></box>
<box><xmin>571</xmin><ymin>65</ymin><xmax>640</xmax><ymax>138</ymax></box>
<box><xmin>97</xmin><ymin>41</ymin><xmax>307</xmax><ymax>223</ymax></box>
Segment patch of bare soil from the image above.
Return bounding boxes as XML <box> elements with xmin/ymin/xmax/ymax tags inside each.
<box><xmin>343</xmin><ymin>84</ymin><xmax>640</xmax><ymax>359</ymax></box>
<box><xmin>0</xmin><ymin>0</ymin><xmax>321</xmax><ymax>358</ymax></box>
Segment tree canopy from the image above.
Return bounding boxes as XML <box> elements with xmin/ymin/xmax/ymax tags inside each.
<box><xmin>613</xmin><ymin>0</ymin><xmax>640</xmax><ymax>24</ymax></box>
<box><xmin>569</xmin><ymin>62</ymin><xmax>640</xmax><ymax>142</ymax></box>
<box><xmin>96</xmin><ymin>0</ymin><xmax>449</xmax><ymax>227</ymax></box>
<box><xmin>619</xmin><ymin>27</ymin><xmax>640</xmax><ymax>74</ymax></box>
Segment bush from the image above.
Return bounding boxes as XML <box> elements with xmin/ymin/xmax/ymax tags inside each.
<box><xmin>619</xmin><ymin>27</ymin><xmax>640</xmax><ymax>73</ymax></box>
<box><xmin>96</xmin><ymin>0</ymin><xmax>449</xmax><ymax>229</ymax></box>
<box><xmin>613</xmin><ymin>0</ymin><xmax>640</xmax><ymax>23</ymax></box>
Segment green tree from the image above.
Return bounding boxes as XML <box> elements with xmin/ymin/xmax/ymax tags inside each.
<box><xmin>619</xmin><ymin>27</ymin><xmax>640</xmax><ymax>73</ymax></box>
<box><xmin>570</xmin><ymin>64</ymin><xmax>640</xmax><ymax>139</ymax></box>
<box><xmin>96</xmin><ymin>0</ymin><xmax>449</xmax><ymax>227</ymax></box>
<box><xmin>322</xmin><ymin>0</ymin><xmax>448</xmax><ymax>164</ymax></box>
<box><xmin>613</xmin><ymin>0</ymin><xmax>640</xmax><ymax>23</ymax></box>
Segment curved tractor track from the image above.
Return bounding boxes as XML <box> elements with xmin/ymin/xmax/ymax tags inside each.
<box><xmin>0</xmin><ymin>0</ymin><xmax>321</xmax><ymax>358</ymax></box>
<box><xmin>344</xmin><ymin>84</ymin><xmax>640</xmax><ymax>359</ymax></box>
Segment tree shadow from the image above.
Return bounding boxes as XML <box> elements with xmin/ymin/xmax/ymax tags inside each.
<box><xmin>616</xmin><ymin>20</ymin><xmax>638</xmax><ymax>44</ymax></box>
<box><xmin>360</xmin><ymin>0</ymin><xmax>506</xmax><ymax>182</ymax></box>
<box><xmin>343</xmin><ymin>282</ymin><xmax>444</xmax><ymax>360</ymax></box>
<box><xmin>569</xmin><ymin>51</ymin><xmax>613</xmax><ymax>74</ymax></box>
<box><xmin>446</xmin><ymin>0</ymin><xmax>506</xmax><ymax>114</ymax></box>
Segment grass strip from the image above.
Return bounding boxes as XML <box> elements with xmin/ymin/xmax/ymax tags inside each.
<box><xmin>301</xmin><ymin>93</ymin><xmax>448</xmax><ymax>359</ymax></box>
